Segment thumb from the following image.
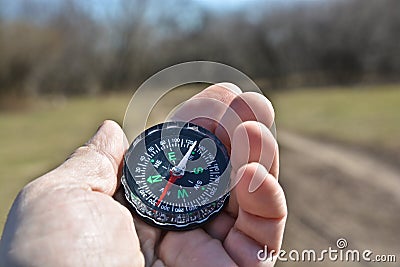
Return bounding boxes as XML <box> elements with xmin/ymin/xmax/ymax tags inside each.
<box><xmin>50</xmin><ymin>120</ymin><xmax>128</xmax><ymax>195</ymax></box>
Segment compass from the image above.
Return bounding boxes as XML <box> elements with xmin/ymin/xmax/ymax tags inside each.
<box><xmin>121</xmin><ymin>121</ymin><xmax>231</xmax><ymax>230</ymax></box>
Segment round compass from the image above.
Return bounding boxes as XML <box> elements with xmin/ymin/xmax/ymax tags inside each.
<box><xmin>121</xmin><ymin>121</ymin><xmax>231</xmax><ymax>230</ymax></box>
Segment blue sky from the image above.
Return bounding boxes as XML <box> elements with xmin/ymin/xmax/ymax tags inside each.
<box><xmin>1</xmin><ymin>0</ymin><xmax>324</xmax><ymax>21</ymax></box>
<box><xmin>194</xmin><ymin>0</ymin><xmax>265</xmax><ymax>10</ymax></box>
<box><xmin>193</xmin><ymin>0</ymin><xmax>322</xmax><ymax>10</ymax></box>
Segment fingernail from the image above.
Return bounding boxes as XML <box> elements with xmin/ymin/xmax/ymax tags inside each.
<box><xmin>248</xmin><ymin>170</ymin><xmax>265</xmax><ymax>193</ymax></box>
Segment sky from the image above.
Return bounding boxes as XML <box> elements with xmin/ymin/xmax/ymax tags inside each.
<box><xmin>0</xmin><ymin>0</ymin><xmax>325</xmax><ymax>22</ymax></box>
<box><xmin>193</xmin><ymin>0</ymin><xmax>323</xmax><ymax>10</ymax></box>
<box><xmin>194</xmin><ymin>0</ymin><xmax>265</xmax><ymax>10</ymax></box>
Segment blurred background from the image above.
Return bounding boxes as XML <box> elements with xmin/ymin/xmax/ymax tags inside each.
<box><xmin>0</xmin><ymin>0</ymin><xmax>399</xmax><ymax>265</ymax></box>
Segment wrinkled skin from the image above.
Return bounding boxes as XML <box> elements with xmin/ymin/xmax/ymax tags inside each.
<box><xmin>0</xmin><ymin>84</ymin><xmax>287</xmax><ymax>267</ymax></box>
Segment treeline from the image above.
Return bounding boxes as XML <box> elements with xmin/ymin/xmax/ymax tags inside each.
<box><xmin>0</xmin><ymin>0</ymin><xmax>399</xmax><ymax>97</ymax></box>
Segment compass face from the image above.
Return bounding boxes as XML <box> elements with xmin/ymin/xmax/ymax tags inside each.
<box><xmin>122</xmin><ymin>121</ymin><xmax>231</xmax><ymax>230</ymax></box>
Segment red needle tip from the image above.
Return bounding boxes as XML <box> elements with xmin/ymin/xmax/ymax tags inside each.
<box><xmin>156</xmin><ymin>171</ymin><xmax>182</xmax><ymax>206</ymax></box>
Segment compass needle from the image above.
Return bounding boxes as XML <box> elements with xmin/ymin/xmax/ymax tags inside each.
<box><xmin>176</xmin><ymin>141</ymin><xmax>197</xmax><ymax>171</ymax></box>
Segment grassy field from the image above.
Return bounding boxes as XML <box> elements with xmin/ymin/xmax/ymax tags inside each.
<box><xmin>0</xmin><ymin>94</ymin><xmax>130</xmax><ymax>232</ymax></box>
<box><xmin>1</xmin><ymin>84</ymin><xmax>399</xmax><ymax>234</ymax></box>
<box><xmin>273</xmin><ymin>84</ymin><xmax>400</xmax><ymax>155</ymax></box>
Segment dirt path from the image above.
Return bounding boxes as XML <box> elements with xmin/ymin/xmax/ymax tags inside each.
<box><xmin>277</xmin><ymin>131</ymin><xmax>399</xmax><ymax>266</ymax></box>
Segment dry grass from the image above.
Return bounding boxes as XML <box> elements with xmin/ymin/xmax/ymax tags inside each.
<box><xmin>273</xmin><ymin>84</ymin><xmax>400</xmax><ymax>155</ymax></box>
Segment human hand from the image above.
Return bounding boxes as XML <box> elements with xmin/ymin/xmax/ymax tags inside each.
<box><xmin>0</xmin><ymin>120</ymin><xmax>145</xmax><ymax>267</ymax></box>
<box><xmin>118</xmin><ymin>83</ymin><xmax>287</xmax><ymax>267</ymax></box>
<box><xmin>0</xmin><ymin>83</ymin><xmax>287</xmax><ymax>267</ymax></box>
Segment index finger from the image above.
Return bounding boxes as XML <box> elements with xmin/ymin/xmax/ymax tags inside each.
<box><xmin>169</xmin><ymin>82</ymin><xmax>241</xmax><ymax>133</ymax></box>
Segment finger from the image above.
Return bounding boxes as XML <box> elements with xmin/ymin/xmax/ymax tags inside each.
<box><xmin>203</xmin><ymin>211</ymin><xmax>235</xmax><ymax>241</ymax></box>
<box><xmin>234</xmin><ymin>208</ymin><xmax>286</xmax><ymax>253</ymax></box>
<box><xmin>114</xmin><ymin>186</ymin><xmax>162</xmax><ymax>267</ymax></box>
<box><xmin>151</xmin><ymin>259</ymin><xmax>166</xmax><ymax>267</ymax></box>
<box><xmin>231</xmin><ymin>121</ymin><xmax>278</xmax><ymax>177</ymax></box>
<box><xmin>235</xmin><ymin>163</ymin><xmax>286</xmax><ymax>219</ymax></box>
<box><xmin>215</xmin><ymin>92</ymin><xmax>275</xmax><ymax>151</ymax></box>
<box><xmin>270</xmin><ymin>147</ymin><xmax>280</xmax><ymax>179</ymax></box>
<box><xmin>158</xmin><ymin>229</ymin><xmax>236</xmax><ymax>267</ymax></box>
<box><xmin>134</xmin><ymin>218</ymin><xmax>162</xmax><ymax>267</ymax></box>
<box><xmin>232</xmin><ymin>163</ymin><xmax>286</xmax><ymax>248</ymax></box>
<box><xmin>226</xmin><ymin>169</ymin><xmax>239</xmax><ymax>216</ymax></box>
<box><xmin>170</xmin><ymin>83</ymin><xmax>241</xmax><ymax>133</ymax></box>
<box><xmin>205</xmin><ymin>121</ymin><xmax>279</xmax><ymax>238</ymax></box>
<box><xmin>51</xmin><ymin>120</ymin><xmax>128</xmax><ymax>195</ymax></box>
<box><xmin>194</xmin><ymin>82</ymin><xmax>242</xmax><ymax>103</ymax></box>
<box><xmin>223</xmin><ymin>163</ymin><xmax>286</xmax><ymax>266</ymax></box>
<box><xmin>224</xmin><ymin>227</ymin><xmax>276</xmax><ymax>267</ymax></box>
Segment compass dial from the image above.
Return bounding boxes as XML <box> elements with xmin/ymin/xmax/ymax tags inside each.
<box><xmin>122</xmin><ymin>121</ymin><xmax>231</xmax><ymax>230</ymax></box>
